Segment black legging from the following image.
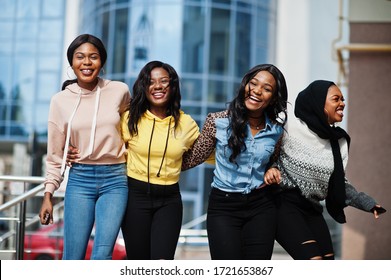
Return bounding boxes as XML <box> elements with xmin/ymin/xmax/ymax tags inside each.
<box><xmin>207</xmin><ymin>186</ymin><xmax>277</xmax><ymax>260</ymax></box>
<box><xmin>121</xmin><ymin>177</ymin><xmax>183</xmax><ymax>260</ymax></box>
<box><xmin>275</xmin><ymin>189</ymin><xmax>335</xmax><ymax>260</ymax></box>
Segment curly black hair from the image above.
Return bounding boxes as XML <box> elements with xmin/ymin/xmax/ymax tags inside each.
<box><xmin>227</xmin><ymin>64</ymin><xmax>288</xmax><ymax>163</ymax></box>
<box><xmin>128</xmin><ymin>60</ymin><xmax>181</xmax><ymax>136</ymax></box>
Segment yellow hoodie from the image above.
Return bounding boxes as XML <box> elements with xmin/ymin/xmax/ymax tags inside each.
<box><xmin>121</xmin><ymin>110</ymin><xmax>199</xmax><ymax>185</ymax></box>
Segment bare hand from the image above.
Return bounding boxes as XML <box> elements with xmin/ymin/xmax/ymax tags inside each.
<box><xmin>39</xmin><ymin>192</ymin><xmax>54</xmax><ymax>225</ymax></box>
<box><xmin>372</xmin><ymin>205</ymin><xmax>386</xmax><ymax>219</ymax></box>
<box><xmin>264</xmin><ymin>167</ymin><xmax>281</xmax><ymax>185</ymax></box>
<box><xmin>66</xmin><ymin>146</ymin><xmax>80</xmax><ymax>167</ymax></box>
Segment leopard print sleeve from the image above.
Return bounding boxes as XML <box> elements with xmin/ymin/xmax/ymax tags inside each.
<box><xmin>181</xmin><ymin>112</ymin><xmax>218</xmax><ymax>170</ymax></box>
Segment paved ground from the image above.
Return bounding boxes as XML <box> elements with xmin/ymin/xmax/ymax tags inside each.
<box><xmin>175</xmin><ymin>244</ymin><xmax>293</xmax><ymax>260</ymax></box>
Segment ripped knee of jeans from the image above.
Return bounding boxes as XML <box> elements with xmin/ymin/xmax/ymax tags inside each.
<box><xmin>301</xmin><ymin>240</ymin><xmax>323</xmax><ymax>260</ymax></box>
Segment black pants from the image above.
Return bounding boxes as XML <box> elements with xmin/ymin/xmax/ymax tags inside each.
<box><xmin>121</xmin><ymin>177</ymin><xmax>183</xmax><ymax>260</ymax></box>
<box><xmin>207</xmin><ymin>186</ymin><xmax>277</xmax><ymax>260</ymax></box>
<box><xmin>275</xmin><ymin>189</ymin><xmax>334</xmax><ymax>260</ymax></box>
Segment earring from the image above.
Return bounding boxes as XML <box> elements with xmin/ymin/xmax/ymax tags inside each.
<box><xmin>100</xmin><ymin>68</ymin><xmax>105</xmax><ymax>76</ymax></box>
<box><xmin>67</xmin><ymin>66</ymin><xmax>76</xmax><ymax>79</ymax></box>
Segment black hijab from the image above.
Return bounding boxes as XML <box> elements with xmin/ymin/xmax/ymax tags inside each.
<box><xmin>294</xmin><ymin>80</ymin><xmax>350</xmax><ymax>223</ymax></box>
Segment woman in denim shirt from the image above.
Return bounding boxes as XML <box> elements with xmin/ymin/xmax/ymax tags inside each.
<box><xmin>182</xmin><ymin>64</ymin><xmax>288</xmax><ymax>259</ymax></box>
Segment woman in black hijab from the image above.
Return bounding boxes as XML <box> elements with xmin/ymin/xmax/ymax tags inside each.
<box><xmin>264</xmin><ymin>80</ymin><xmax>386</xmax><ymax>260</ymax></box>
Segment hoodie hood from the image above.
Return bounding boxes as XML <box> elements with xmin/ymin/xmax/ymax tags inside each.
<box><xmin>65</xmin><ymin>77</ymin><xmax>109</xmax><ymax>95</ymax></box>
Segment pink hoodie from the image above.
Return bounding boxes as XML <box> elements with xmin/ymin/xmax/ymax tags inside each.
<box><xmin>44</xmin><ymin>78</ymin><xmax>130</xmax><ymax>194</ymax></box>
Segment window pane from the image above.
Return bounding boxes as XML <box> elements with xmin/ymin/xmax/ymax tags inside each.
<box><xmin>15</xmin><ymin>40</ymin><xmax>36</xmax><ymax>55</ymax></box>
<box><xmin>235</xmin><ymin>11</ymin><xmax>251</xmax><ymax>76</ymax></box>
<box><xmin>38</xmin><ymin>55</ymin><xmax>62</xmax><ymax>71</ymax></box>
<box><xmin>34</xmin><ymin>103</ymin><xmax>50</xmax><ymax>135</ymax></box>
<box><xmin>255</xmin><ymin>6</ymin><xmax>270</xmax><ymax>63</ymax></box>
<box><xmin>13</xmin><ymin>57</ymin><xmax>36</xmax><ymax>103</ymax></box>
<box><xmin>208</xmin><ymin>80</ymin><xmax>230</xmax><ymax>103</ymax></box>
<box><xmin>112</xmin><ymin>8</ymin><xmax>128</xmax><ymax>74</ymax></box>
<box><xmin>0</xmin><ymin>22</ymin><xmax>14</xmax><ymax>40</ymax></box>
<box><xmin>42</xmin><ymin>0</ymin><xmax>64</xmax><ymax>17</ymax></box>
<box><xmin>181</xmin><ymin>106</ymin><xmax>201</xmax><ymax>116</ymax></box>
<box><xmin>180</xmin><ymin>168</ymin><xmax>200</xmax><ymax>192</ymax></box>
<box><xmin>0</xmin><ymin>0</ymin><xmax>16</xmax><ymax>19</ymax></box>
<box><xmin>16</xmin><ymin>21</ymin><xmax>38</xmax><ymax>40</ymax></box>
<box><xmin>181</xmin><ymin>78</ymin><xmax>202</xmax><ymax>101</ymax></box>
<box><xmin>39</xmin><ymin>19</ymin><xmax>63</xmax><ymax>42</ymax></box>
<box><xmin>152</xmin><ymin>4</ymin><xmax>182</xmax><ymax>70</ymax></box>
<box><xmin>38</xmin><ymin>72</ymin><xmax>60</xmax><ymax>101</ymax></box>
<box><xmin>0</xmin><ymin>55</ymin><xmax>12</xmax><ymax>97</ymax></box>
<box><xmin>17</xmin><ymin>0</ymin><xmax>40</xmax><ymax>19</ymax></box>
<box><xmin>209</xmin><ymin>8</ymin><xmax>231</xmax><ymax>75</ymax></box>
<box><xmin>182</xmin><ymin>5</ymin><xmax>205</xmax><ymax>73</ymax></box>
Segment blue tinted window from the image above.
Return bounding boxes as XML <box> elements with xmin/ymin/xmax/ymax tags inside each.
<box><xmin>0</xmin><ymin>0</ymin><xmax>16</xmax><ymax>19</ymax></box>
<box><xmin>17</xmin><ymin>0</ymin><xmax>40</xmax><ymax>19</ymax></box>
<box><xmin>42</xmin><ymin>0</ymin><xmax>64</xmax><ymax>17</ymax></box>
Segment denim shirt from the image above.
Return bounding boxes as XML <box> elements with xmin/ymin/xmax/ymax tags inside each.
<box><xmin>181</xmin><ymin>110</ymin><xmax>283</xmax><ymax>194</ymax></box>
<box><xmin>212</xmin><ymin>115</ymin><xmax>283</xmax><ymax>194</ymax></box>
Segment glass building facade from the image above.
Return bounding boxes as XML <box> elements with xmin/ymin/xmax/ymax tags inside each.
<box><xmin>0</xmin><ymin>0</ymin><xmax>277</xmax><ymax>225</ymax></box>
<box><xmin>0</xmin><ymin>0</ymin><xmax>66</xmax><ymax>142</ymax></box>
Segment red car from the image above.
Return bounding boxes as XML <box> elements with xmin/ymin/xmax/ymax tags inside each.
<box><xmin>23</xmin><ymin>222</ymin><xmax>126</xmax><ymax>260</ymax></box>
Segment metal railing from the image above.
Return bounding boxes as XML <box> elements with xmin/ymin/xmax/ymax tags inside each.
<box><xmin>0</xmin><ymin>175</ymin><xmax>45</xmax><ymax>260</ymax></box>
<box><xmin>0</xmin><ymin>175</ymin><xmax>210</xmax><ymax>260</ymax></box>
<box><xmin>0</xmin><ymin>175</ymin><xmax>291</xmax><ymax>260</ymax></box>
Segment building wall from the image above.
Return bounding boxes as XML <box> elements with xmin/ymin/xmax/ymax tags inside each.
<box><xmin>342</xmin><ymin>0</ymin><xmax>391</xmax><ymax>259</ymax></box>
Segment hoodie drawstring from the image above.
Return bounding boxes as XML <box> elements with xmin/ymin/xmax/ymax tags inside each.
<box><xmin>146</xmin><ymin>117</ymin><xmax>172</xmax><ymax>195</ymax></box>
<box><xmin>147</xmin><ymin>119</ymin><xmax>156</xmax><ymax>195</ymax></box>
<box><xmin>60</xmin><ymin>91</ymin><xmax>82</xmax><ymax>176</ymax></box>
<box><xmin>60</xmin><ymin>86</ymin><xmax>101</xmax><ymax>176</ymax></box>
<box><xmin>87</xmin><ymin>86</ymin><xmax>101</xmax><ymax>156</ymax></box>
<box><xmin>157</xmin><ymin>117</ymin><xmax>171</xmax><ymax>177</ymax></box>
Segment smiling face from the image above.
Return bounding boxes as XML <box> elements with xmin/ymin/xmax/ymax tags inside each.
<box><xmin>244</xmin><ymin>70</ymin><xmax>276</xmax><ymax>117</ymax></box>
<box><xmin>324</xmin><ymin>85</ymin><xmax>345</xmax><ymax>124</ymax></box>
<box><xmin>146</xmin><ymin>67</ymin><xmax>171</xmax><ymax>117</ymax></box>
<box><xmin>72</xmin><ymin>42</ymin><xmax>102</xmax><ymax>91</ymax></box>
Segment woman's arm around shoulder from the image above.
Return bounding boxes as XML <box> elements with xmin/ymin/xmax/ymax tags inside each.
<box><xmin>182</xmin><ymin>112</ymin><xmax>217</xmax><ymax>170</ymax></box>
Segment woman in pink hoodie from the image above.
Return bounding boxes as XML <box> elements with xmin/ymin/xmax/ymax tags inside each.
<box><xmin>39</xmin><ymin>34</ymin><xmax>130</xmax><ymax>260</ymax></box>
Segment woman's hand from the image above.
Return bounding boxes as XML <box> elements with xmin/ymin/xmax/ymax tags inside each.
<box><xmin>264</xmin><ymin>167</ymin><xmax>281</xmax><ymax>185</ymax></box>
<box><xmin>39</xmin><ymin>192</ymin><xmax>54</xmax><ymax>225</ymax></box>
<box><xmin>371</xmin><ymin>205</ymin><xmax>386</xmax><ymax>219</ymax></box>
<box><xmin>66</xmin><ymin>146</ymin><xmax>80</xmax><ymax>167</ymax></box>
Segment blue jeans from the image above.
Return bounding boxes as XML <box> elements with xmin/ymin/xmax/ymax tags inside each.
<box><xmin>63</xmin><ymin>163</ymin><xmax>128</xmax><ymax>260</ymax></box>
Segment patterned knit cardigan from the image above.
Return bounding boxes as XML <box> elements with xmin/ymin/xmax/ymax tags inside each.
<box><xmin>275</xmin><ymin>117</ymin><xmax>376</xmax><ymax>212</ymax></box>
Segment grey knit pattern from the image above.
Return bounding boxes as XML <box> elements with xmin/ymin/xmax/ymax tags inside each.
<box><xmin>277</xmin><ymin>133</ymin><xmax>335</xmax><ymax>206</ymax></box>
<box><xmin>276</xmin><ymin>118</ymin><xmax>376</xmax><ymax>212</ymax></box>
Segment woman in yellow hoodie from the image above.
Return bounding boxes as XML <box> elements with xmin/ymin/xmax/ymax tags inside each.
<box><xmin>66</xmin><ymin>60</ymin><xmax>205</xmax><ymax>259</ymax></box>
<box><xmin>120</xmin><ymin>61</ymin><xmax>200</xmax><ymax>259</ymax></box>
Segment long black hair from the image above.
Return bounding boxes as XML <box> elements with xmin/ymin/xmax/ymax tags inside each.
<box><xmin>128</xmin><ymin>60</ymin><xmax>181</xmax><ymax>136</ymax></box>
<box><xmin>227</xmin><ymin>64</ymin><xmax>288</xmax><ymax>163</ymax></box>
<box><xmin>61</xmin><ymin>34</ymin><xmax>107</xmax><ymax>90</ymax></box>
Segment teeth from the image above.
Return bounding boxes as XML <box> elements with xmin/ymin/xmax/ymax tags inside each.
<box><xmin>249</xmin><ymin>95</ymin><xmax>261</xmax><ymax>102</ymax></box>
<box><xmin>81</xmin><ymin>69</ymin><xmax>93</xmax><ymax>74</ymax></box>
<box><xmin>152</xmin><ymin>93</ymin><xmax>164</xmax><ymax>98</ymax></box>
